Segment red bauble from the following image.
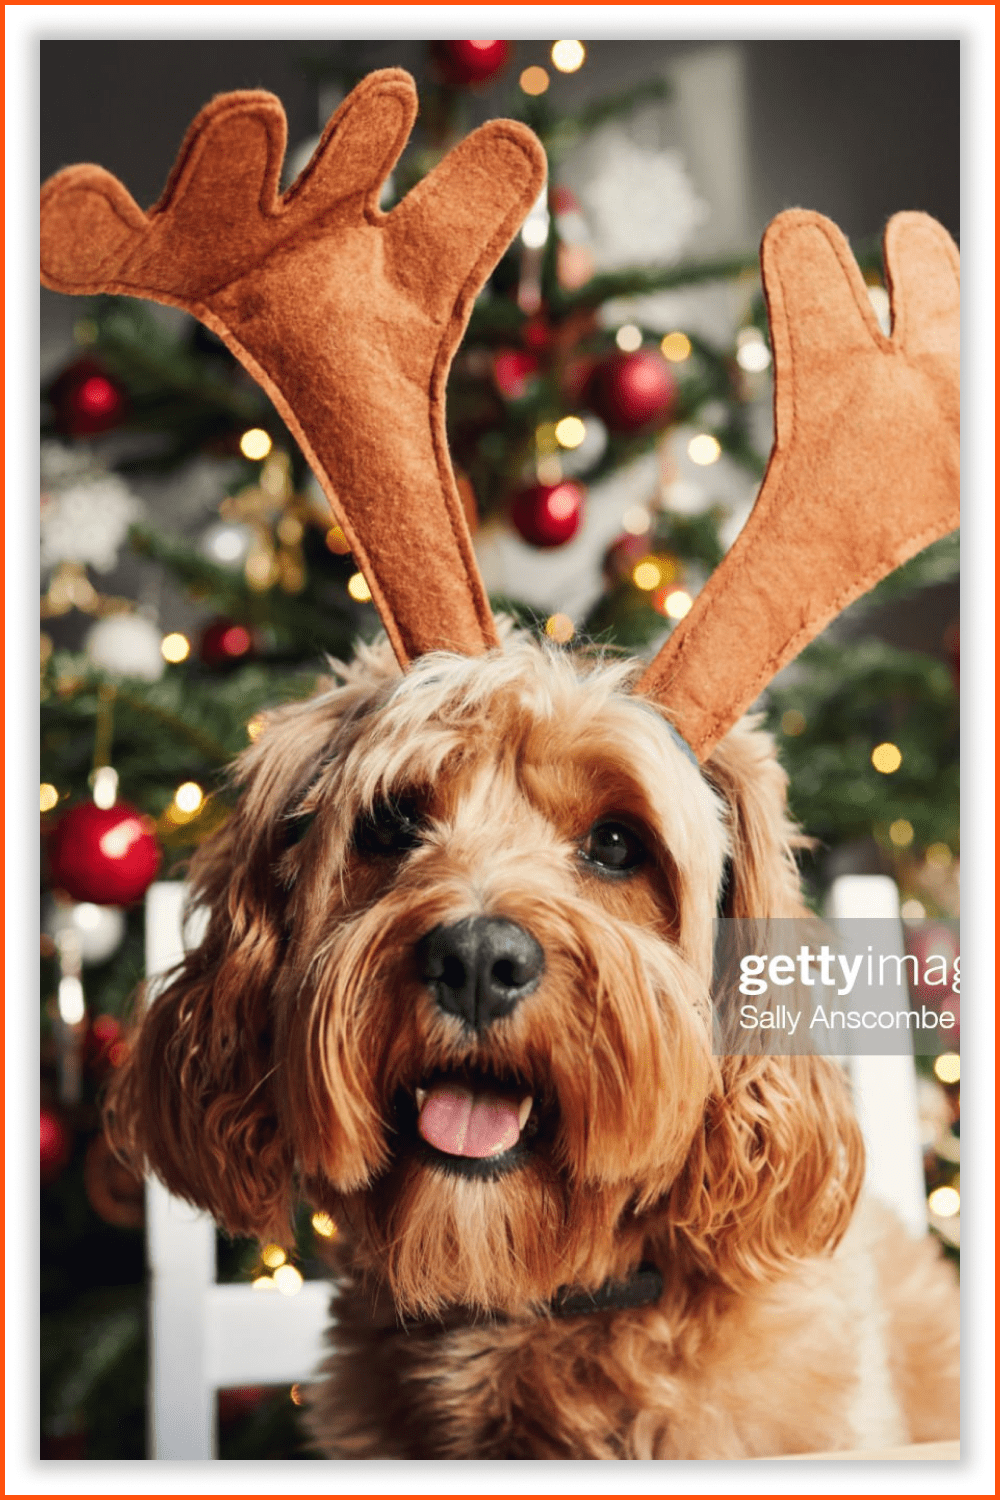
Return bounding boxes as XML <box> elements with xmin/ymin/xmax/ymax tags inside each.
<box><xmin>40</xmin><ymin>1107</ymin><xmax>71</xmax><ymax>1182</ymax></box>
<box><xmin>493</xmin><ymin>350</ymin><xmax>540</xmax><ymax>400</ymax></box>
<box><xmin>48</xmin><ymin>801</ymin><xmax>161</xmax><ymax>906</ymax></box>
<box><xmin>200</xmin><ymin>617</ymin><xmax>255</xmax><ymax>666</ymax></box>
<box><xmin>433</xmin><ymin>40</ymin><xmax>511</xmax><ymax>87</ymax></box>
<box><xmin>590</xmin><ymin>349</ymin><xmax>677</xmax><ymax>433</ymax></box>
<box><xmin>510</xmin><ymin>482</ymin><xmax>585</xmax><ymax>548</ymax></box>
<box><xmin>49</xmin><ymin>356</ymin><xmax>128</xmax><ymax>437</ymax></box>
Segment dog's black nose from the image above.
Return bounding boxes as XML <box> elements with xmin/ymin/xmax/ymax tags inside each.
<box><xmin>416</xmin><ymin>917</ymin><xmax>544</xmax><ymax>1031</ymax></box>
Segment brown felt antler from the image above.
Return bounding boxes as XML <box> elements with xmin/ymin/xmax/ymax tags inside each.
<box><xmin>39</xmin><ymin>69</ymin><xmax>547</xmax><ymax>664</ymax></box>
<box><xmin>637</xmin><ymin>209</ymin><xmax>959</xmax><ymax>760</ymax></box>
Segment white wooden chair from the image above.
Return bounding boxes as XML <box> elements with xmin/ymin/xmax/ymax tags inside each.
<box><xmin>142</xmin><ymin>873</ymin><xmax>928</xmax><ymax>1458</ymax></box>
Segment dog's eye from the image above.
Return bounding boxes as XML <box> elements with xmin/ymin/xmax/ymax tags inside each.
<box><xmin>353</xmin><ymin>796</ymin><xmax>424</xmax><ymax>856</ymax></box>
<box><xmin>583</xmin><ymin>820</ymin><xmax>647</xmax><ymax>874</ymax></box>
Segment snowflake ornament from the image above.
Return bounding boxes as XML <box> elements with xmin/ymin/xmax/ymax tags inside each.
<box><xmin>40</xmin><ymin>446</ymin><xmax>142</xmax><ymax>574</ymax></box>
<box><xmin>573</xmin><ymin>126</ymin><xmax>708</xmax><ymax>273</ymax></box>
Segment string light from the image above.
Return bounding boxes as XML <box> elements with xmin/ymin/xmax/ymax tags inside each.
<box><xmin>554</xmin><ymin>416</ymin><xmax>586</xmax><ymax>449</ymax></box>
<box><xmin>933</xmin><ymin>1053</ymin><xmax>960</xmax><ymax>1085</ymax></box>
<box><xmin>311</xmin><ymin>1211</ymin><xmax>336</xmax><ymax>1238</ymax></box>
<box><xmin>633</xmin><ymin>560</ymin><xmax>663</xmax><ymax>592</ymax></box>
<box><xmin>273</xmin><ymin>1264</ymin><xmax>304</xmax><ymax>1296</ymax></box>
<box><xmin>520</xmin><ymin>66</ymin><xmax>550</xmax><ymax>96</ymax></box>
<box><xmin>246</xmin><ymin>714</ymin><xmax>266</xmax><ymax>742</ymax></box>
<box><xmin>663</xmin><ymin>589</ymin><xmax>692</xmax><ymax>620</ymax></box>
<box><xmin>889</xmin><ymin>818</ymin><xmax>914</xmax><ymax>847</ymax></box>
<box><xmin>927</xmin><ymin>1185</ymin><xmax>959</xmax><ymax>1218</ymax></box>
<box><xmin>260</xmin><ymin>1243</ymin><xmax>287</xmax><ymax>1269</ymax></box>
<box><xmin>551</xmin><ymin>40</ymin><xmax>586</xmax><ymax>72</ymax></box>
<box><xmin>925</xmin><ymin>842</ymin><xmax>953</xmax><ymax>868</ymax></box>
<box><xmin>173</xmin><ymin>782</ymin><xmax>204</xmax><ymax>817</ymax></box>
<box><xmin>544</xmin><ymin>613</ymin><xmax>575</xmax><ymax>644</ymax></box>
<box><xmin>347</xmin><ymin>572</ymin><xmax>372</xmax><ymax>602</ymax></box>
<box><xmin>660</xmin><ymin>332</ymin><xmax>691</xmax><ymax>363</ymax></box>
<box><xmin>735</xmin><ymin>327</ymin><xmax>772</xmax><ymax>372</ymax></box>
<box><xmin>240</xmin><ymin>428</ymin><xmax>272</xmax><ymax>461</ymax></box>
<box><xmin>687</xmin><ymin>434</ymin><xmax>721</xmax><ymax>466</ymax></box>
<box><xmin>622</xmin><ymin>506</ymin><xmax>651</xmax><ymax>535</ymax></box>
<box><xmin>40</xmin><ymin>783</ymin><xmax>59</xmax><ymax>813</ymax></box>
<box><xmin>160</xmin><ymin>632</ymin><xmax>190</xmax><ymax>664</ymax></box>
<box><xmin>871</xmin><ymin>742</ymin><xmax>902</xmax><ymax>774</ymax></box>
<box><xmin>781</xmin><ymin>709</ymin><xmax>806</xmax><ymax>737</ymax></box>
<box><xmin>251</xmin><ymin>1275</ymin><xmax>277</xmax><ymax>1291</ymax></box>
<box><xmin>615</xmin><ymin>324</ymin><xmax>643</xmax><ymax>353</ymax></box>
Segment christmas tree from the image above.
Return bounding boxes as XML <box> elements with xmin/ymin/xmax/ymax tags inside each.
<box><xmin>39</xmin><ymin>39</ymin><xmax>959</xmax><ymax>1459</ymax></box>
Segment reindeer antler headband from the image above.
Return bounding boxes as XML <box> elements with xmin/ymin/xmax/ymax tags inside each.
<box><xmin>40</xmin><ymin>69</ymin><xmax>959</xmax><ymax>761</ymax></box>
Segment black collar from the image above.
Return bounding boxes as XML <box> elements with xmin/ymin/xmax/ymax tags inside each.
<box><xmin>399</xmin><ymin>1261</ymin><xmax>664</xmax><ymax>1334</ymax></box>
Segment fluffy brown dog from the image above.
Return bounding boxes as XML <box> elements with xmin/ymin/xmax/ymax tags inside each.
<box><xmin>107</xmin><ymin>631</ymin><xmax>959</xmax><ymax>1459</ymax></box>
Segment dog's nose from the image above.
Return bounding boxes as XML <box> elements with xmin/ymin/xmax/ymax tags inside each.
<box><xmin>416</xmin><ymin>917</ymin><xmax>544</xmax><ymax>1031</ymax></box>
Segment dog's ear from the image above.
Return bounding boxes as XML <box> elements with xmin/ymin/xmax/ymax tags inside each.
<box><xmin>666</xmin><ymin>1052</ymin><xmax>865</xmax><ymax>1287</ymax></box>
<box><xmin>104</xmin><ymin>813</ymin><xmax>296</xmax><ymax>1242</ymax></box>
<box><xmin>702</xmin><ymin>719</ymin><xmax>807</xmax><ymax>919</ymax></box>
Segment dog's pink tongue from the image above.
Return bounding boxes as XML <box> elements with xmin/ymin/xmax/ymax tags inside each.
<box><xmin>418</xmin><ymin>1084</ymin><xmax>520</xmax><ymax>1159</ymax></box>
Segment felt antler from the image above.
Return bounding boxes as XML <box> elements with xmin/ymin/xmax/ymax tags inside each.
<box><xmin>39</xmin><ymin>69</ymin><xmax>547</xmax><ymax>664</ymax></box>
<box><xmin>637</xmin><ymin>209</ymin><xmax>959</xmax><ymax>760</ymax></box>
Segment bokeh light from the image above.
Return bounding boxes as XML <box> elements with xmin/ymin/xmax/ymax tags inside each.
<box><xmin>871</xmin><ymin>742</ymin><xmax>902</xmax><ymax>774</ymax></box>
<box><xmin>40</xmin><ymin>783</ymin><xmax>59</xmax><ymax>813</ymax></box>
<box><xmin>889</xmin><ymin>818</ymin><xmax>914</xmax><ymax>847</ymax></box>
<box><xmin>347</xmin><ymin>572</ymin><xmax>373</xmax><ymax>602</ymax></box>
<box><xmin>260</xmin><ymin>1243</ymin><xmax>287</xmax><ymax>1269</ymax></box>
<box><xmin>520</xmin><ymin>66</ymin><xmax>550</xmax><ymax>96</ymax></box>
<box><xmin>554</xmin><ymin>416</ymin><xmax>586</xmax><ymax>449</ymax></box>
<box><xmin>933</xmin><ymin>1053</ymin><xmax>960</xmax><ymax>1085</ymax></box>
<box><xmin>927</xmin><ymin>1185</ymin><xmax>960</xmax><ymax>1218</ymax></box>
<box><xmin>239</xmin><ymin>428</ymin><xmax>273</xmax><ymax>461</ymax></box>
<box><xmin>687</xmin><ymin>434</ymin><xmax>722</xmax><ymax>466</ymax></box>
<box><xmin>544</xmin><ymin>613</ymin><xmax>575</xmax><ymax>644</ymax></box>
<box><xmin>615</xmin><ymin>324</ymin><xmax>643</xmax><ymax>352</ymax></box>
<box><xmin>160</xmin><ymin>632</ymin><xmax>190</xmax><ymax>664</ymax></box>
<box><xmin>173</xmin><ymin>782</ymin><xmax>204</xmax><ymax>816</ymax></box>
<box><xmin>311</xmin><ymin>1211</ymin><xmax>336</xmax><ymax>1238</ymax></box>
<box><xmin>660</xmin><ymin>332</ymin><xmax>692</xmax><ymax>363</ymax></box>
<box><xmin>551</xmin><ymin>40</ymin><xmax>585</xmax><ymax>72</ymax></box>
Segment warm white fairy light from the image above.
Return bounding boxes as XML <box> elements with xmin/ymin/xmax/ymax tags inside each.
<box><xmin>664</xmin><ymin>589</ymin><xmax>692</xmax><ymax>620</ymax></box>
<box><xmin>551</xmin><ymin>40</ymin><xmax>585</xmax><ymax>73</ymax></box>
<box><xmin>900</xmin><ymin>898</ymin><xmax>926</xmax><ymax>921</ymax></box>
<box><xmin>173</xmin><ymin>782</ymin><xmax>204</xmax><ymax>816</ymax></box>
<box><xmin>621</xmin><ymin>506</ymin><xmax>651</xmax><ymax>535</ymax></box>
<box><xmin>260</xmin><ymin>1243</ymin><xmax>287</xmax><ymax>1269</ymax></box>
<box><xmin>632</xmin><ymin>560</ymin><xmax>662</xmax><ymax>592</ymax></box>
<box><xmin>246</xmin><ymin>714</ymin><xmax>266</xmax><ymax>742</ymax></box>
<box><xmin>735</xmin><ymin>327</ymin><xmax>772</xmax><ymax>372</ymax></box>
<box><xmin>311</xmin><ymin>1211</ymin><xmax>336</xmax><ymax>1238</ymax></box>
<box><xmin>933</xmin><ymin>1053</ymin><xmax>960</xmax><ymax>1085</ymax></box>
<box><xmin>520</xmin><ymin>66</ymin><xmax>550</xmax><ymax>96</ymax></box>
<box><xmin>40</xmin><ymin>783</ymin><xmax>59</xmax><ymax>813</ymax></box>
<box><xmin>274</xmin><ymin>1264</ymin><xmax>304</xmax><ymax>1296</ymax></box>
<box><xmin>687</xmin><ymin>434</ymin><xmax>721</xmax><ymax>466</ymax></box>
<box><xmin>871</xmin><ymin>742</ymin><xmax>902</xmax><ymax>774</ymax></box>
<box><xmin>347</xmin><ymin>572</ymin><xmax>372</xmax><ymax>602</ymax></box>
<box><xmin>615</xmin><ymin>323</ymin><xmax>643</xmax><ymax>353</ymax></box>
<box><xmin>554</xmin><ymin>416</ymin><xmax>586</xmax><ymax>449</ymax></box>
<box><xmin>927</xmin><ymin>1185</ymin><xmax>959</xmax><ymax>1218</ymax></box>
<box><xmin>239</xmin><ymin>428</ymin><xmax>272</xmax><ymax>460</ymax></box>
<box><xmin>889</xmin><ymin>818</ymin><xmax>914</xmax><ymax>847</ymax></box>
<box><xmin>160</xmin><ymin>631</ymin><xmax>191</xmax><ymax>664</ymax></box>
<box><xmin>660</xmin><ymin>332</ymin><xmax>691</xmax><ymax>363</ymax></box>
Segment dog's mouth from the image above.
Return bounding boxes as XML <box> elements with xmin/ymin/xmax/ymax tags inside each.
<box><xmin>397</xmin><ymin>1070</ymin><xmax>543</xmax><ymax>1179</ymax></box>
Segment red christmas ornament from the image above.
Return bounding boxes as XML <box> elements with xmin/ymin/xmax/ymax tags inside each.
<box><xmin>510</xmin><ymin>482</ymin><xmax>585</xmax><ymax>548</ymax></box>
<box><xmin>49</xmin><ymin>356</ymin><xmax>128</xmax><ymax>437</ymax></box>
<box><xmin>48</xmin><ymin>801</ymin><xmax>161</xmax><ymax>906</ymax></box>
<box><xmin>40</xmin><ymin>1106</ymin><xmax>71</xmax><ymax>1182</ymax></box>
<box><xmin>590</xmin><ymin>349</ymin><xmax>677</xmax><ymax>433</ymax></box>
<box><xmin>493</xmin><ymin>350</ymin><xmax>540</xmax><ymax>400</ymax></box>
<box><xmin>432</xmin><ymin>40</ymin><xmax>511</xmax><ymax>87</ymax></box>
<box><xmin>200</xmin><ymin>617</ymin><xmax>255</xmax><ymax>666</ymax></box>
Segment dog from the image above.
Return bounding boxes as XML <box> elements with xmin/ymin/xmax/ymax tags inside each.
<box><xmin>106</xmin><ymin>627</ymin><xmax>960</xmax><ymax>1459</ymax></box>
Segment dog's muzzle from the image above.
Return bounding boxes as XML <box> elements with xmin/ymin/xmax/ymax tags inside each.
<box><xmin>416</xmin><ymin>916</ymin><xmax>544</xmax><ymax>1033</ymax></box>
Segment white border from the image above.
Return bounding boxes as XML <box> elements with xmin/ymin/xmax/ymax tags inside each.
<box><xmin>10</xmin><ymin>7</ymin><xmax>995</xmax><ymax>1496</ymax></box>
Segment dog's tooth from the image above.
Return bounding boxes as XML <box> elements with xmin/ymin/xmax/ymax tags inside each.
<box><xmin>414</xmin><ymin>1087</ymin><xmax>428</xmax><ymax>1110</ymax></box>
<box><xmin>518</xmin><ymin>1096</ymin><xmax>533</xmax><ymax>1131</ymax></box>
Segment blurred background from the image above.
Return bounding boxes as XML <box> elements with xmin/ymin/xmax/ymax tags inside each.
<box><xmin>39</xmin><ymin>37</ymin><xmax>960</xmax><ymax>1459</ymax></box>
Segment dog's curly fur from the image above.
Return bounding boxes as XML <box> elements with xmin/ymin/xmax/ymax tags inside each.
<box><xmin>106</xmin><ymin>631</ymin><xmax>959</xmax><ymax>1459</ymax></box>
